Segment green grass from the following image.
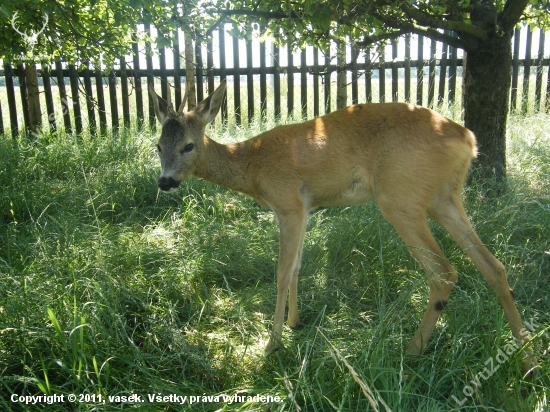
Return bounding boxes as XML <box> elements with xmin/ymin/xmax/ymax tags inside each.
<box><xmin>0</xmin><ymin>111</ymin><xmax>549</xmax><ymax>411</ymax></box>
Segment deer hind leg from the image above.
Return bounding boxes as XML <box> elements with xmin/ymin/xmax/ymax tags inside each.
<box><xmin>378</xmin><ymin>202</ymin><xmax>458</xmax><ymax>355</ymax></box>
<box><xmin>265</xmin><ymin>209</ymin><xmax>308</xmax><ymax>354</ymax></box>
<box><xmin>428</xmin><ymin>192</ymin><xmax>538</xmax><ymax>373</ymax></box>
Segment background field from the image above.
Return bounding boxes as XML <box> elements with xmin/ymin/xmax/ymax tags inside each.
<box><xmin>0</xmin><ymin>109</ymin><xmax>549</xmax><ymax>411</ymax></box>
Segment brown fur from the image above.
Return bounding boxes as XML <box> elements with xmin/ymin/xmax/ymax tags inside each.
<box><xmin>149</xmin><ymin>81</ymin><xmax>537</xmax><ymax>374</ymax></box>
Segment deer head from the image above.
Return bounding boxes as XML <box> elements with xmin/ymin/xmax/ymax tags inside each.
<box><xmin>148</xmin><ymin>81</ymin><xmax>226</xmax><ymax>191</ymax></box>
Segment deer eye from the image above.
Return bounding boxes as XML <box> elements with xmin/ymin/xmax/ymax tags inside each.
<box><xmin>181</xmin><ymin>143</ymin><xmax>194</xmax><ymax>154</ymax></box>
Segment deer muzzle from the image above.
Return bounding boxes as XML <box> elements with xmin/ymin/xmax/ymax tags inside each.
<box><xmin>158</xmin><ymin>176</ymin><xmax>181</xmax><ymax>192</ymax></box>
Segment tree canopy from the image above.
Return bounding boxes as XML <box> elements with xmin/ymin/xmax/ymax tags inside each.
<box><xmin>0</xmin><ymin>0</ymin><xmax>187</xmax><ymax>67</ymax></box>
<box><xmin>2</xmin><ymin>0</ymin><xmax>548</xmax><ymax>67</ymax></box>
<box><xmin>190</xmin><ymin>0</ymin><xmax>550</xmax><ymax>51</ymax></box>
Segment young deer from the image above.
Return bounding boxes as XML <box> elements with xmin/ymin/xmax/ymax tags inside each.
<box><xmin>149</xmin><ymin>80</ymin><xmax>536</xmax><ymax>373</ymax></box>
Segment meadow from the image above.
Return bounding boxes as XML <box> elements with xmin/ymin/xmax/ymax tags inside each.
<box><xmin>0</xmin><ymin>107</ymin><xmax>549</xmax><ymax>411</ymax></box>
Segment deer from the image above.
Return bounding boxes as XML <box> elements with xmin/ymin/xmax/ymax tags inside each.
<box><xmin>148</xmin><ymin>80</ymin><xmax>537</xmax><ymax>374</ymax></box>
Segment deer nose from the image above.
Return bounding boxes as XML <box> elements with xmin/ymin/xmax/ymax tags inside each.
<box><xmin>158</xmin><ymin>176</ymin><xmax>180</xmax><ymax>192</ymax></box>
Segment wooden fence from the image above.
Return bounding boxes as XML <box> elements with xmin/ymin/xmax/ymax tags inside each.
<box><xmin>1</xmin><ymin>25</ymin><xmax>549</xmax><ymax>138</ymax></box>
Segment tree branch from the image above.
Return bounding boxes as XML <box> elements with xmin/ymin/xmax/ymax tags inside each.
<box><xmin>500</xmin><ymin>0</ymin><xmax>530</xmax><ymax>32</ymax></box>
<box><xmin>369</xmin><ymin>11</ymin><xmax>469</xmax><ymax>49</ymax></box>
<box><xmin>220</xmin><ymin>9</ymin><xmax>300</xmax><ymax>19</ymax></box>
<box><xmin>402</xmin><ymin>5</ymin><xmax>487</xmax><ymax>39</ymax></box>
<box><xmin>356</xmin><ymin>30</ymin><xmax>409</xmax><ymax>48</ymax></box>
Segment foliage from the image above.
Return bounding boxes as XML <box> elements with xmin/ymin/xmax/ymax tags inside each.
<box><xmin>0</xmin><ymin>113</ymin><xmax>549</xmax><ymax>410</ymax></box>
<box><xmin>2</xmin><ymin>0</ymin><xmax>549</xmax><ymax>68</ymax></box>
<box><xmin>0</xmin><ymin>0</ymin><xmax>193</xmax><ymax>67</ymax></box>
<box><xmin>193</xmin><ymin>0</ymin><xmax>550</xmax><ymax>51</ymax></box>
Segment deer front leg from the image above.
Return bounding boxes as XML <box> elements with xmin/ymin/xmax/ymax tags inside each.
<box><xmin>265</xmin><ymin>209</ymin><xmax>307</xmax><ymax>354</ymax></box>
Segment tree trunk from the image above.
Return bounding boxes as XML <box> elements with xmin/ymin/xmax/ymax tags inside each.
<box><xmin>463</xmin><ymin>31</ymin><xmax>513</xmax><ymax>193</ymax></box>
<box><xmin>184</xmin><ymin>31</ymin><xmax>197</xmax><ymax>110</ymax></box>
<box><xmin>25</xmin><ymin>62</ymin><xmax>42</xmax><ymax>136</ymax></box>
<box><xmin>336</xmin><ymin>38</ymin><xmax>347</xmax><ymax>110</ymax></box>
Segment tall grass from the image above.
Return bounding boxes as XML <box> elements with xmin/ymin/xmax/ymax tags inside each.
<box><xmin>0</xmin><ymin>111</ymin><xmax>549</xmax><ymax>411</ymax></box>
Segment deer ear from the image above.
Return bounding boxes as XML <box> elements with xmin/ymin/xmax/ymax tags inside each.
<box><xmin>148</xmin><ymin>84</ymin><xmax>170</xmax><ymax>125</ymax></box>
<box><xmin>195</xmin><ymin>80</ymin><xmax>226</xmax><ymax>124</ymax></box>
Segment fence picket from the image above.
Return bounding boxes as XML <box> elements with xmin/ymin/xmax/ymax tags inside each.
<box><xmin>42</xmin><ymin>63</ymin><xmax>56</xmax><ymax>133</ymax></box>
<box><xmin>287</xmin><ymin>45</ymin><xmax>294</xmax><ymax>117</ymax></box>
<box><xmin>120</xmin><ymin>57</ymin><xmax>131</xmax><ymax>128</ymax></box>
<box><xmin>535</xmin><ymin>29</ymin><xmax>545</xmax><ymax>112</ymax></box>
<box><xmin>94</xmin><ymin>69</ymin><xmax>107</xmax><ymax>134</ymax></box>
<box><xmin>313</xmin><ymin>47</ymin><xmax>320</xmax><ymax>117</ymax></box>
<box><xmin>82</xmin><ymin>62</ymin><xmax>97</xmax><ymax>135</ymax></box>
<box><xmin>273</xmin><ymin>43</ymin><xmax>281</xmax><ymax>119</ymax></box>
<box><xmin>246</xmin><ymin>34</ymin><xmax>254</xmax><ymax>123</ymax></box>
<box><xmin>131</xmin><ymin>39</ymin><xmax>144</xmax><ymax>127</ymax></box>
<box><xmin>18</xmin><ymin>65</ymin><xmax>30</xmax><ymax>131</ymax></box>
<box><xmin>108</xmin><ymin>69</ymin><xmax>118</xmax><ymax>130</ymax></box>
<box><xmin>68</xmin><ymin>64</ymin><xmax>82</xmax><ymax>134</ymax></box>
<box><xmin>405</xmin><ymin>34</ymin><xmax>411</xmax><ymax>102</ymax></box>
<box><xmin>522</xmin><ymin>26</ymin><xmax>533</xmax><ymax>114</ymax></box>
<box><xmin>4</xmin><ymin>63</ymin><xmax>18</xmax><ymax>137</ymax></box>
<box><xmin>218</xmin><ymin>27</ymin><xmax>228</xmax><ymax>122</ymax></box>
<box><xmin>233</xmin><ymin>34</ymin><xmax>241</xmax><ymax>125</ymax></box>
<box><xmin>259</xmin><ymin>26</ymin><xmax>267</xmax><ymax>119</ymax></box>
<box><xmin>55</xmin><ymin>61</ymin><xmax>72</xmax><ymax>133</ymax></box>
<box><xmin>416</xmin><ymin>35</ymin><xmax>424</xmax><ymax>106</ymax></box>
<box><xmin>392</xmin><ymin>40</ymin><xmax>398</xmax><ymax>102</ymax></box>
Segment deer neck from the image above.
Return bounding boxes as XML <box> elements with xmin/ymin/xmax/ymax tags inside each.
<box><xmin>193</xmin><ymin>136</ymin><xmax>255</xmax><ymax>196</ymax></box>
